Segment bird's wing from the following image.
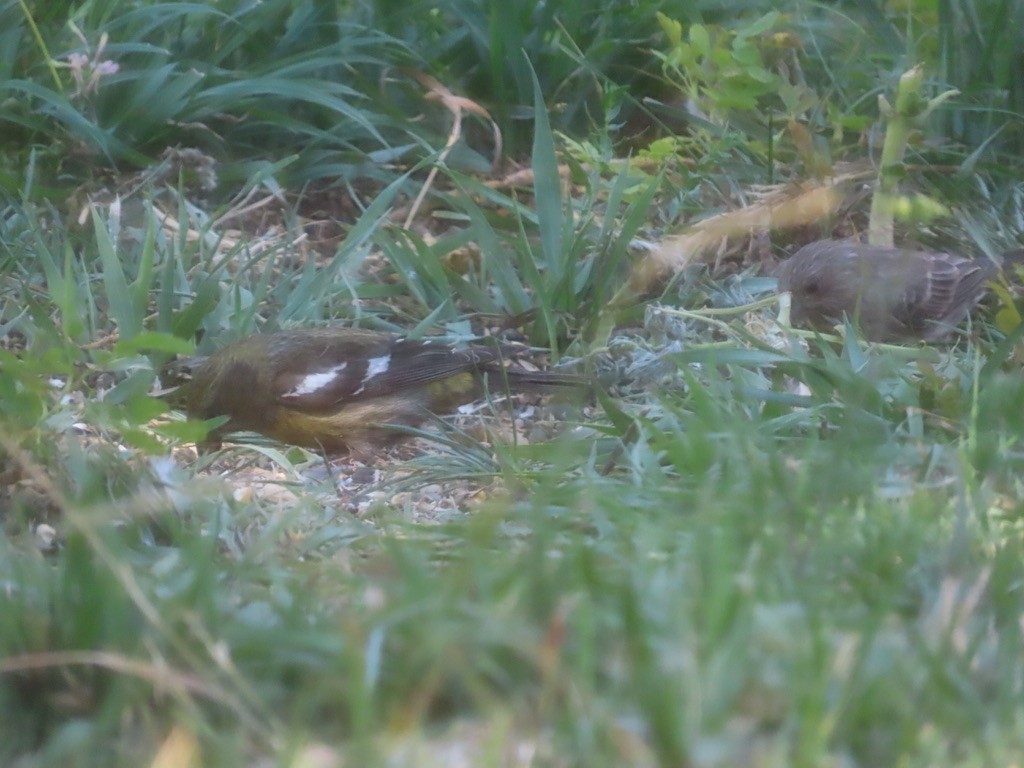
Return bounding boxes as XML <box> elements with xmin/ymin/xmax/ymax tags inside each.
<box><xmin>273</xmin><ymin>336</ymin><xmax>499</xmax><ymax>411</ymax></box>
<box><xmin>898</xmin><ymin>253</ymin><xmax>996</xmax><ymax>337</ymax></box>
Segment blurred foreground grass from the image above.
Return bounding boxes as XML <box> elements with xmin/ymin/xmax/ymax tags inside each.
<box><xmin>3</xmin><ymin>0</ymin><xmax>1024</xmax><ymax>765</ymax></box>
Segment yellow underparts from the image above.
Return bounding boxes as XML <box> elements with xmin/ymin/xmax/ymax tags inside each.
<box><xmin>265</xmin><ymin>373</ymin><xmax>481</xmax><ymax>452</ymax></box>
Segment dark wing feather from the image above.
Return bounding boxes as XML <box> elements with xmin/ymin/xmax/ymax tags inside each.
<box><xmin>344</xmin><ymin>339</ymin><xmax>499</xmax><ymax>396</ymax></box>
<box><xmin>893</xmin><ymin>253</ymin><xmax>960</xmax><ymax>332</ymax></box>
<box><xmin>274</xmin><ymin>336</ymin><xmax>501</xmax><ymax>412</ymax></box>
<box><xmin>900</xmin><ymin>254</ymin><xmax>996</xmax><ymax>338</ymax></box>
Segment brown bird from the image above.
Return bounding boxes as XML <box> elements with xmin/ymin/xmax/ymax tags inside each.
<box><xmin>169</xmin><ymin>328</ymin><xmax>585</xmax><ymax>455</ymax></box>
<box><xmin>776</xmin><ymin>240</ymin><xmax>1000</xmax><ymax>341</ymax></box>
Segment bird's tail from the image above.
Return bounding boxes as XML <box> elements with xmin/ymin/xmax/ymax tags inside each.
<box><xmin>483</xmin><ymin>364</ymin><xmax>589</xmax><ymax>393</ymax></box>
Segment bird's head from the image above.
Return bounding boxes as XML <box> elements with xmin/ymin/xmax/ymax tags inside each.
<box><xmin>776</xmin><ymin>252</ymin><xmax>863</xmax><ymax>328</ymax></box>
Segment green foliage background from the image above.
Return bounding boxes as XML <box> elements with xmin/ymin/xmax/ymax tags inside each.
<box><xmin>1</xmin><ymin>0</ymin><xmax>1024</xmax><ymax>765</ymax></box>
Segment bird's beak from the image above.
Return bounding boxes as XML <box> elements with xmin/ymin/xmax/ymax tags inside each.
<box><xmin>777</xmin><ymin>291</ymin><xmax>793</xmax><ymax>328</ymax></box>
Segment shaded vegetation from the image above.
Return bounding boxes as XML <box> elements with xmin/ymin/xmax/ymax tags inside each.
<box><xmin>2</xmin><ymin>0</ymin><xmax>1024</xmax><ymax>765</ymax></box>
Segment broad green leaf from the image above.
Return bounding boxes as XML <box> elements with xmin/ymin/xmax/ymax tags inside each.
<box><xmin>92</xmin><ymin>205</ymin><xmax>141</xmax><ymax>339</ymax></box>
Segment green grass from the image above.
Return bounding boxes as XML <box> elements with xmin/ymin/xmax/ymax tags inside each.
<box><xmin>5</xmin><ymin>354</ymin><xmax>1024</xmax><ymax>765</ymax></box>
<box><xmin>3</xmin><ymin>0</ymin><xmax>1024</xmax><ymax>765</ymax></box>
